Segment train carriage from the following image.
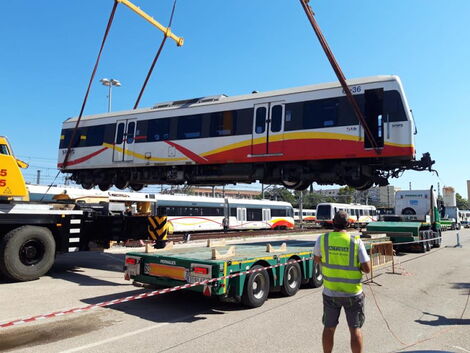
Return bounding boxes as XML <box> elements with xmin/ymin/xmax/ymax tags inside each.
<box><xmin>316</xmin><ymin>202</ymin><xmax>378</xmax><ymax>227</ymax></box>
<box><xmin>155</xmin><ymin>195</ymin><xmax>294</xmax><ymax>233</ymax></box>
<box><xmin>58</xmin><ymin>75</ymin><xmax>433</xmax><ymax>191</ymax></box>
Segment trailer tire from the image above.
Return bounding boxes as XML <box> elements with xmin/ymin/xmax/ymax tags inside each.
<box><xmin>0</xmin><ymin>226</ymin><xmax>56</xmax><ymax>281</ymax></box>
<box><xmin>305</xmin><ymin>263</ymin><xmax>323</xmax><ymax>288</ymax></box>
<box><xmin>241</xmin><ymin>265</ymin><xmax>270</xmax><ymax>308</ymax></box>
<box><xmin>433</xmin><ymin>231</ymin><xmax>442</xmax><ymax>248</ymax></box>
<box><xmin>281</xmin><ymin>261</ymin><xmax>301</xmax><ymax>297</ymax></box>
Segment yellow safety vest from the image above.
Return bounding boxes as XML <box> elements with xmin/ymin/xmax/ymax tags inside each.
<box><xmin>320</xmin><ymin>232</ymin><xmax>362</xmax><ymax>294</ymax></box>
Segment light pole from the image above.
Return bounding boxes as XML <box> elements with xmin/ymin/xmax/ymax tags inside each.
<box><xmin>100</xmin><ymin>78</ymin><xmax>121</xmax><ymax>112</ymax></box>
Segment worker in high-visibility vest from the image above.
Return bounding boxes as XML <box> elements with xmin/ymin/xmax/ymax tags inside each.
<box><xmin>148</xmin><ymin>206</ymin><xmax>170</xmax><ymax>249</ymax></box>
<box><xmin>314</xmin><ymin>210</ymin><xmax>371</xmax><ymax>353</ymax></box>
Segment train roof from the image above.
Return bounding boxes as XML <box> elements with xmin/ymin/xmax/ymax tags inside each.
<box><xmin>316</xmin><ymin>202</ymin><xmax>376</xmax><ymax>208</ymax></box>
<box><xmin>64</xmin><ymin>75</ymin><xmax>402</xmax><ymax>123</ymax></box>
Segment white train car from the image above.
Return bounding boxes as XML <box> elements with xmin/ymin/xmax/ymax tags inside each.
<box><xmin>315</xmin><ymin>202</ymin><xmax>377</xmax><ymax>227</ymax></box>
<box><xmin>155</xmin><ymin>195</ymin><xmax>294</xmax><ymax>233</ymax></box>
<box><xmin>58</xmin><ymin>76</ymin><xmax>434</xmax><ymax>192</ymax></box>
<box><xmin>293</xmin><ymin>208</ymin><xmax>316</xmax><ymax>222</ymax></box>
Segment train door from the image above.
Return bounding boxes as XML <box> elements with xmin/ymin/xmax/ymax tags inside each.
<box><xmin>113</xmin><ymin>119</ymin><xmax>137</xmax><ymax>162</ymax></box>
<box><xmin>251</xmin><ymin>102</ymin><xmax>285</xmax><ymax>155</ymax></box>
<box><xmin>237</xmin><ymin>208</ymin><xmax>247</xmax><ymax>225</ymax></box>
<box><xmin>262</xmin><ymin>208</ymin><xmax>271</xmax><ymax>224</ymax></box>
<box><xmin>363</xmin><ymin>88</ymin><xmax>384</xmax><ymax>149</ymax></box>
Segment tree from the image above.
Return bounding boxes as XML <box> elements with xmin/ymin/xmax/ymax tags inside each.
<box><xmin>337</xmin><ymin>186</ymin><xmax>356</xmax><ymax>204</ymax></box>
<box><xmin>456</xmin><ymin>193</ymin><xmax>469</xmax><ymax>210</ymax></box>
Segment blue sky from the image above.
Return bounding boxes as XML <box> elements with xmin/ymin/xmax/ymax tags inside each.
<box><xmin>1</xmin><ymin>1</ymin><xmax>469</xmax><ymax>197</ymax></box>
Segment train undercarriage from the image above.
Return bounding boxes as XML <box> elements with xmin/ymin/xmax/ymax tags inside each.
<box><xmin>67</xmin><ymin>153</ymin><xmax>435</xmax><ymax>192</ymax></box>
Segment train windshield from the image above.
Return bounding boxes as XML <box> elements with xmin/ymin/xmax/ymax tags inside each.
<box><xmin>316</xmin><ymin>205</ymin><xmax>331</xmax><ymax>220</ymax></box>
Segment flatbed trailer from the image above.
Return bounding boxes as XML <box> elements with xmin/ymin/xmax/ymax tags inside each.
<box><xmin>124</xmin><ymin>237</ymin><xmax>389</xmax><ymax>308</ymax></box>
<box><xmin>364</xmin><ymin>221</ymin><xmax>442</xmax><ymax>252</ymax></box>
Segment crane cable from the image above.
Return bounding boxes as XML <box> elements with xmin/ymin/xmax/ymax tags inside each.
<box><xmin>61</xmin><ymin>1</ymin><xmax>119</xmax><ymax>170</ymax></box>
<box><xmin>134</xmin><ymin>0</ymin><xmax>178</xmax><ymax>109</ymax></box>
<box><xmin>299</xmin><ymin>0</ymin><xmax>380</xmax><ymax>153</ymax></box>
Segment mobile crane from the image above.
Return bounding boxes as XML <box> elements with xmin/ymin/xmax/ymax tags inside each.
<box><xmin>0</xmin><ymin>136</ymin><xmax>152</xmax><ymax>281</ymax></box>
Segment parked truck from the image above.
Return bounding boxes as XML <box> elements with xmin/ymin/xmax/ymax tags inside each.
<box><xmin>364</xmin><ymin>186</ymin><xmax>442</xmax><ymax>252</ymax></box>
<box><xmin>0</xmin><ymin>136</ymin><xmax>152</xmax><ymax>281</ymax></box>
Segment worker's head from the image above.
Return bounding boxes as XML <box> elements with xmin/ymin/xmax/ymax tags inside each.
<box><xmin>333</xmin><ymin>210</ymin><xmax>349</xmax><ymax>230</ymax></box>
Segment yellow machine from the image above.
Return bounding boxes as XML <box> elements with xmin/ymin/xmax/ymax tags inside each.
<box><xmin>0</xmin><ymin>136</ymin><xmax>29</xmax><ymax>200</ymax></box>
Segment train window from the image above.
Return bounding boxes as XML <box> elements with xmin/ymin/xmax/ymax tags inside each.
<box><xmin>116</xmin><ymin>123</ymin><xmax>125</xmax><ymax>144</ymax></box>
<box><xmin>201</xmin><ymin>207</ymin><xmax>223</xmax><ymax>216</ymax></box>
<box><xmin>178</xmin><ymin>115</ymin><xmax>202</xmax><ymax>139</ymax></box>
<box><xmin>233</xmin><ymin>108</ymin><xmax>253</xmax><ymax>135</ymax></box>
<box><xmin>337</xmin><ymin>95</ymin><xmax>364</xmax><ymax>126</ymax></box>
<box><xmin>247</xmin><ymin>208</ymin><xmax>262</xmax><ymax>221</ymax></box>
<box><xmin>271</xmin><ymin>209</ymin><xmax>287</xmax><ymax>217</ymax></box>
<box><xmin>317</xmin><ymin>204</ymin><xmax>331</xmax><ymax>219</ymax></box>
<box><xmin>147</xmin><ymin>118</ymin><xmax>170</xmax><ymax>142</ymax></box>
<box><xmin>255</xmin><ymin>107</ymin><xmax>266</xmax><ymax>133</ymax></box>
<box><xmin>210</xmin><ymin>111</ymin><xmax>234</xmax><ymax>137</ymax></box>
<box><xmin>230</xmin><ymin>208</ymin><xmax>237</xmax><ymax>217</ymax></box>
<box><xmin>83</xmin><ymin>125</ymin><xmax>108</xmax><ymax>146</ymax></box>
<box><xmin>383</xmin><ymin>90</ymin><xmax>407</xmax><ymax>122</ymax></box>
<box><xmin>284</xmin><ymin>102</ymin><xmax>303</xmax><ymax>131</ymax></box>
<box><xmin>271</xmin><ymin>105</ymin><xmax>282</xmax><ymax>132</ymax></box>
<box><xmin>127</xmin><ymin>122</ymin><xmax>135</xmax><ymax>144</ymax></box>
<box><xmin>303</xmin><ymin>98</ymin><xmax>339</xmax><ymax>129</ymax></box>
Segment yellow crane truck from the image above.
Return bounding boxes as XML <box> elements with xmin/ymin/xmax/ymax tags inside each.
<box><xmin>0</xmin><ymin>136</ymin><xmax>151</xmax><ymax>281</ymax></box>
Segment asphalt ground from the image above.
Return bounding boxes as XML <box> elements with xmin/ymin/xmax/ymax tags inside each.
<box><xmin>0</xmin><ymin>229</ymin><xmax>469</xmax><ymax>353</ymax></box>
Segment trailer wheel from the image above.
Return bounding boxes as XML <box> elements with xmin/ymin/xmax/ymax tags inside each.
<box><xmin>305</xmin><ymin>263</ymin><xmax>323</xmax><ymax>288</ymax></box>
<box><xmin>281</xmin><ymin>261</ymin><xmax>301</xmax><ymax>296</ymax></box>
<box><xmin>241</xmin><ymin>265</ymin><xmax>270</xmax><ymax>308</ymax></box>
<box><xmin>433</xmin><ymin>231</ymin><xmax>442</xmax><ymax>248</ymax></box>
<box><xmin>0</xmin><ymin>226</ymin><xmax>55</xmax><ymax>281</ymax></box>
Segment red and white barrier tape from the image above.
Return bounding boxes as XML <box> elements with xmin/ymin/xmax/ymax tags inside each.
<box><xmin>0</xmin><ymin>257</ymin><xmax>309</xmax><ymax>329</ymax></box>
<box><xmin>0</xmin><ymin>234</ymin><xmax>446</xmax><ymax>329</ymax></box>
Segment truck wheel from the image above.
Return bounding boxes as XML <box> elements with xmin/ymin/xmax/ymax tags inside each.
<box><xmin>281</xmin><ymin>262</ymin><xmax>301</xmax><ymax>297</ymax></box>
<box><xmin>425</xmin><ymin>231</ymin><xmax>431</xmax><ymax>252</ymax></box>
<box><xmin>418</xmin><ymin>233</ymin><xmax>426</xmax><ymax>253</ymax></box>
<box><xmin>241</xmin><ymin>265</ymin><xmax>270</xmax><ymax>308</ymax></box>
<box><xmin>305</xmin><ymin>263</ymin><xmax>323</xmax><ymax>288</ymax></box>
<box><xmin>0</xmin><ymin>226</ymin><xmax>56</xmax><ymax>281</ymax></box>
<box><xmin>433</xmin><ymin>231</ymin><xmax>442</xmax><ymax>248</ymax></box>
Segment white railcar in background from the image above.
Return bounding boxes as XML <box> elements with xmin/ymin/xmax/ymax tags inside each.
<box><xmin>155</xmin><ymin>195</ymin><xmax>294</xmax><ymax>233</ymax></box>
<box><xmin>315</xmin><ymin>202</ymin><xmax>377</xmax><ymax>227</ymax></box>
<box><xmin>293</xmin><ymin>208</ymin><xmax>316</xmax><ymax>222</ymax></box>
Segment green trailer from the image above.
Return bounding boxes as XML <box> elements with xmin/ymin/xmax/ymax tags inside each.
<box><xmin>365</xmin><ymin>220</ymin><xmax>442</xmax><ymax>252</ymax></box>
<box><xmin>124</xmin><ymin>239</ymin><xmax>323</xmax><ymax>308</ymax></box>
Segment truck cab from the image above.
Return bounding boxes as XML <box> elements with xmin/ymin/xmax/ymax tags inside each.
<box><xmin>0</xmin><ymin>136</ymin><xmax>29</xmax><ymax>200</ymax></box>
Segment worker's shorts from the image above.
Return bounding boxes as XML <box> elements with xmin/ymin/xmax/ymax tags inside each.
<box><xmin>322</xmin><ymin>293</ymin><xmax>365</xmax><ymax>328</ymax></box>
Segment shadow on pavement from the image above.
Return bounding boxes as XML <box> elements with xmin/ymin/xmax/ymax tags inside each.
<box><xmin>415</xmin><ymin>311</ymin><xmax>470</xmax><ymax>326</ymax></box>
<box><xmin>80</xmin><ymin>287</ymin><xmax>245</xmax><ymax>325</ymax></box>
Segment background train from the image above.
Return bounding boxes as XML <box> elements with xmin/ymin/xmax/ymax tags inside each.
<box><xmin>293</xmin><ymin>208</ymin><xmax>316</xmax><ymax>222</ymax></box>
<box><xmin>58</xmin><ymin>75</ymin><xmax>434</xmax><ymax>192</ymax></box>
<box><xmin>315</xmin><ymin>202</ymin><xmax>378</xmax><ymax>227</ymax></box>
<box><xmin>27</xmin><ymin>185</ymin><xmax>294</xmax><ymax>233</ymax></box>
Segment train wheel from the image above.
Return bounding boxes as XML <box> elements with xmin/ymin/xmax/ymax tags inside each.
<box><xmin>98</xmin><ymin>183</ymin><xmax>112</xmax><ymax>191</ymax></box>
<box><xmin>129</xmin><ymin>184</ymin><xmax>145</xmax><ymax>192</ymax></box>
<box><xmin>346</xmin><ymin>177</ymin><xmax>373</xmax><ymax>191</ymax></box>
<box><xmin>281</xmin><ymin>262</ymin><xmax>301</xmax><ymax>297</ymax></box>
<box><xmin>241</xmin><ymin>265</ymin><xmax>270</xmax><ymax>308</ymax></box>
<box><xmin>115</xmin><ymin>178</ymin><xmax>129</xmax><ymax>190</ymax></box>
<box><xmin>81</xmin><ymin>182</ymin><xmax>95</xmax><ymax>190</ymax></box>
<box><xmin>281</xmin><ymin>179</ymin><xmax>311</xmax><ymax>191</ymax></box>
